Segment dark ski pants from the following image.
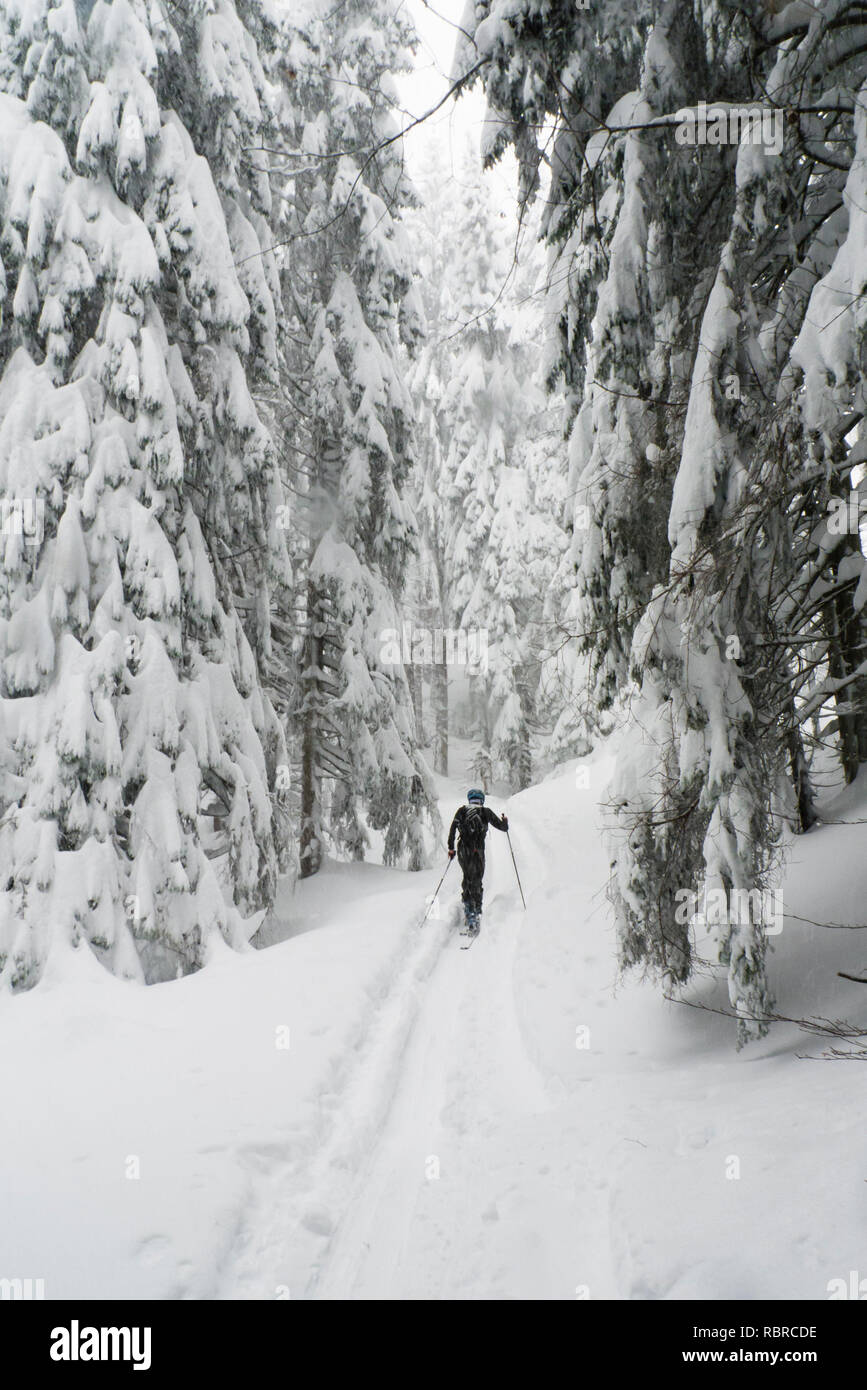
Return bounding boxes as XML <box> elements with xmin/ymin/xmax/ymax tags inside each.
<box><xmin>458</xmin><ymin>845</ymin><xmax>485</xmax><ymax>915</ymax></box>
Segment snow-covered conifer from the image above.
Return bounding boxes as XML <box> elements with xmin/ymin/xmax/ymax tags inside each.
<box><xmin>277</xmin><ymin>0</ymin><xmax>438</xmax><ymax>875</ymax></box>
<box><xmin>0</xmin><ymin>0</ymin><xmax>291</xmax><ymax>985</ymax></box>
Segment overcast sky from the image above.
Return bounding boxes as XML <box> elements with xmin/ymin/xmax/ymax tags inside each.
<box><xmin>398</xmin><ymin>0</ymin><xmax>474</xmax><ymax>114</ymax></box>
<box><xmin>396</xmin><ymin>0</ymin><xmax>521</xmax><ymax>212</ymax></box>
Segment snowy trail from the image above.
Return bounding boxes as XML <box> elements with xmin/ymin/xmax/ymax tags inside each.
<box><xmin>220</xmin><ymin>776</ymin><xmax>620</xmax><ymax>1301</ymax></box>
<box><xmin>216</xmin><ymin>892</ymin><xmax>455</xmax><ymax>1300</ymax></box>
<box><xmin>307</xmin><ymin>913</ymin><xmax>471</xmax><ymax>1298</ymax></box>
<box><xmin>6</xmin><ymin>755</ymin><xmax>867</xmax><ymax>1300</ymax></box>
<box><xmin>219</xmin><ymin>860</ymin><xmax>555</xmax><ymax>1299</ymax></box>
<box><xmin>308</xmin><ymin>885</ymin><xmax>550</xmax><ymax>1299</ymax></box>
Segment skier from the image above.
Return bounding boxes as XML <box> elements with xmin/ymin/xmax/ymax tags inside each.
<box><xmin>447</xmin><ymin>789</ymin><xmax>508</xmax><ymax>935</ymax></box>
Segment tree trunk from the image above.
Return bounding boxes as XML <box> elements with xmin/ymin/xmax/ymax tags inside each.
<box><xmin>823</xmin><ymin>531</ymin><xmax>867</xmax><ymax>784</ymax></box>
<box><xmin>786</xmin><ymin>718</ymin><xmax>817</xmax><ymax>833</ymax></box>
<box><xmin>432</xmin><ymin>656</ymin><xmax>448</xmax><ymax>776</ymax></box>
<box><xmin>515</xmin><ymin>669</ymin><xmax>533</xmax><ymax>790</ymax></box>
<box><xmin>408</xmin><ymin>660</ymin><xmax>424</xmax><ymax>746</ymax></box>
<box><xmin>299</xmin><ymin>580</ymin><xmax>323</xmax><ymax>879</ymax></box>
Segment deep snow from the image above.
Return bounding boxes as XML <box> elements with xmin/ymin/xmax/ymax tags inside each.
<box><xmin>1</xmin><ymin>747</ymin><xmax>866</xmax><ymax>1300</ymax></box>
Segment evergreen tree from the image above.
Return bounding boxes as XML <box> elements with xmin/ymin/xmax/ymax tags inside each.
<box><xmin>458</xmin><ymin>0</ymin><xmax>867</xmax><ymax>1042</ymax></box>
<box><xmin>0</xmin><ymin>0</ymin><xmax>292</xmax><ymax>986</ymax></box>
<box><xmin>277</xmin><ymin>0</ymin><xmax>438</xmax><ymax>876</ymax></box>
<box><xmin>407</xmin><ymin>142</ymin><xmax>568</xmax><ymax>790</ymax></box>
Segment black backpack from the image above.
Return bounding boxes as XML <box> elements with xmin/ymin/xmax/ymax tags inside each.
<box><xmin>460</xmin><ymin>805</ymin><xmax>487</xmax><ymax>852</ymax></box>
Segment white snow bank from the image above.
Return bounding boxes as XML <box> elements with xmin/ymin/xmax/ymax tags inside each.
<box><xmin>2</xmin><ymin>755</ymin><xmax>866</xmax><ymax>1298</ymax></box>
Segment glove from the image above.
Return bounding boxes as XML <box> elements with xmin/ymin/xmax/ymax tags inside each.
<box><xmin>448</xmin><ymin>849</ymin><xmax>456</xmax><ymax>859</ymax></box>
<box><xmin>501</xmin><ymin>815</ymin><xmax>509</xmax><ymax>830</ymax></box>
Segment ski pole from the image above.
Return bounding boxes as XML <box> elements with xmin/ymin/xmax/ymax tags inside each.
<box><xmin>418</xmin><ymin>855</ymin><xmax>453</xmax><ymax>928</ymax></box>
<box><xmin>506</xmin><ymin>828</ymin><xmax>526</xmax><ymax>910</ymax></box>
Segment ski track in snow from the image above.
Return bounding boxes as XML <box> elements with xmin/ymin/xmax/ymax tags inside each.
<box><xmin>219</xmin><ymin>784</ymin><xmax>620</xmax><ymax>1301</ymax></box>
<box><xmin>307</xmin><ymin>885</ymin><xmax>548</xmax><ymax>1300</ymax></box>
<box><xmin>215</xmin><ymin>896</ymin><xmax>451</xmax><ymax>1299</ymax></box>
<box><xmin>217</xmin><ymin>760</ymin><xmax>867</xmax><ymax>1300</ymax></box>
<box><xmin>219</xmin><ymin>873</ymin><xmax>552</xmax><ymax>1300</ymax></box>
<box><xmin>7</xmin><ymin>755</ymin><xmax>867</xmax><ymax>1299</ymax></box>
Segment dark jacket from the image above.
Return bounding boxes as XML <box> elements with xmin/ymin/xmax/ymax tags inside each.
<box><xmin>447</xmin><ymin>804</ymin><xmax>508</xmax><ymax>854</ymax></box>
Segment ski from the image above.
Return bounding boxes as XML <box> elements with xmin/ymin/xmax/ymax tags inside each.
<box><xmin>460</xmin><ymin>927</ymin><xmax>481</xmax><ymax>950</ymax></box>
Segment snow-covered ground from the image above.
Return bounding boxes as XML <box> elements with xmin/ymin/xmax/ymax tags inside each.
<box><xmin>2</xmin><ymin>748</ymin><xmax>866</xmax><ymax>1300</ymax></box>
